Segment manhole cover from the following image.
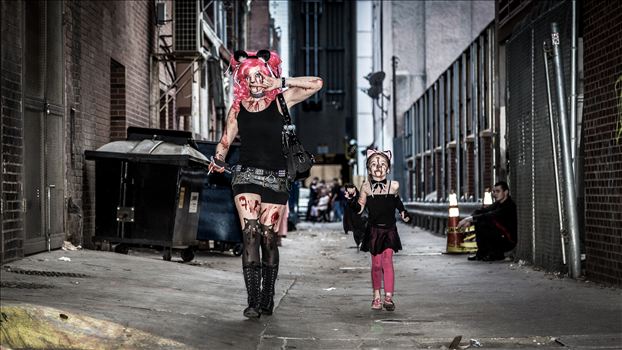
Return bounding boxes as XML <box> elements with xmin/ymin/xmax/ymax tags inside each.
<box><xmin>4</xmin><ymin>267</ymin><xmax>89</xmax><ymax>278</ymax></box>
<box><xmin>0</xmin><ymin>281</ymin><xmax>54</xmax><ymax>289</ymax></box>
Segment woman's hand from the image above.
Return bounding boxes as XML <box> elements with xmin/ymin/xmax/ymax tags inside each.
<box><xmin>400</xmin><ymin>211</ymin><xmax>411</xmax><ymax>223</ymax></box>
<box><xmin>208</xmin><ymin>156</ymin><xmax>227</xmax><ymax>174</ymax></box>
<box><xmin>257</xmin><ymin>71</ymin><xmax>281</xmax><ymax>91</ymax></box>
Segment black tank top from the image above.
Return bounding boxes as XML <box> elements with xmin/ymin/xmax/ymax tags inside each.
<box><xmin>366</xmin><ymin>195</ymin><xmax>400</xmax><ymax>226</ymax></box>
<box><xmin>365</xmin><ymin>181</ymin><xmax>406</xmax><ymax>226</ymax></box>
<box><xmin>237</xmin><ymin>99</ymin><xmax>287</xmax><ymax>170</ymax></box>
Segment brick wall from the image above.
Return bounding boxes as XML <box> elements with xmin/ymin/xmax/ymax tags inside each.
<box><xmin>1</xmin><ymin>2</ymin><xmax>24</xmax><ymax>263</ymax></box>
<box><xmin>248</xmin><ymin>0</ymin><xmax>271</xmax><ymax>50</ymax></box>
<box><xmin>582</xmin><ymin>0</ymin><xmax>622</xmax><ymax>285</ymax></box>
<box><xmin>64</xmin><ymin>0</ymin><xmax>155</xmax><ymax>248</ymax></box>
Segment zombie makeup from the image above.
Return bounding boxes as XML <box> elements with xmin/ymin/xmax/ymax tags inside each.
<box><xmin>230</xmin><ymin>49</ymin><xmax>282</xmax><ymax>112</ymax></box>
<box><xmin>367</xmin><ymin>154</ymin><xmax>389</xmax><ymax>181</ymax></box>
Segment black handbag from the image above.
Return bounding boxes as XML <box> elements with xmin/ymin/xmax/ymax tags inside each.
<box><xmin>277</xmin><ymin>93</ymin><xmax>315</xmax><ymax>181</ymax></box>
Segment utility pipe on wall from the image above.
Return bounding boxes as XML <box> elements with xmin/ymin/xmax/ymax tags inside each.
<box><xmin>543</xmin><ymin>41</ymin><xmax>567</xmax><ymax>265</ymax></box>
<box><xmin>570</xmin><ymin>0</ymin><xmax>577</xmax><ymax>174</ymax></box>
<box><xmin>550</xmin><ymin>22</ymin><xmax>581</xmax><ymax>278</ymax></box>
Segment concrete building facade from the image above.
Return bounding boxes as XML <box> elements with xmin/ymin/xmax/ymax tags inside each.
<box><xmin>355</xmin><ymin>1</ymin><xmax>494</xmax><ymax>177</ymax></box>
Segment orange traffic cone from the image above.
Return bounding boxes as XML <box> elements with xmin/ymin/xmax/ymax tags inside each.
<box><xmin>483</xmin><ymin>188</ymin><xmax>493</xmax><ymax>207</ymax></box>
<box><xmin>445</xmin><ymin>192</ymin><xmax>465</xmax><ymax>253</ymax></box>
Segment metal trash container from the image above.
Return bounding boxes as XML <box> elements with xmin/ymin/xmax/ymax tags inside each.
<box><xmin>85</xmin><ymin>127</ymin><xmax>208</xmax><ymax>261</ymax></box>
<box><xmin>195</xmin><ymin>141</ymin><xmax>243</xmax><ymax>255</ymax></box>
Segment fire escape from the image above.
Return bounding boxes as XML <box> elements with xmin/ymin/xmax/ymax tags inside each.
<box><xmin>152</xmin><ymin>0</ymin><xmax>248</xmax><ymax>141</ymax></box>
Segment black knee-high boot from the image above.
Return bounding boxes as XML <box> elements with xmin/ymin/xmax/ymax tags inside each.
<box><xmin>242</xmin><ymin>263</ymin><xmax>262</xmax><ymax>318</ymax></box>
<box><xmin>260</xmin><ymin>263</ymin><xmax>279</xmax><ymax>315</ymax></box>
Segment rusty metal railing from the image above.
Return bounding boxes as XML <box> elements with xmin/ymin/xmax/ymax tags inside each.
<box><xmin>404</xmin><ymin>201</ymin><xmax>483</xmax><ymax>235</ymax></box>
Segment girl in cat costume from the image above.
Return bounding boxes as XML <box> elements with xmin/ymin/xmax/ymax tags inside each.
<box><xmin>346</xmin><ymin>149</ymin><xmax>411</xmax><ymax>311</ymax></box>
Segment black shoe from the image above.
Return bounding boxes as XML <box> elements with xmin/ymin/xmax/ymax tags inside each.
<box><xmin>482</xmin><ymin>253</ymin><xmax>505</xmax><ymax>261</ymax></box>
<box><xmin>260</xmin><ymin>263</ymin><xmax>278</xmax><ymax>316</ymax></box>
<box><xmin>243</xmin><ymin>306</ymin><xmax>261</xmax><ymax>318</ymax></box>
<box><xmin>467</xmin><ymin>254</ymin><xmax>483</xmax><ymax>261</ymax></box>
<box><xmin>243</xmin><ymin>264</ymin><xmax>262</xmax><ymax>319</ymax></box>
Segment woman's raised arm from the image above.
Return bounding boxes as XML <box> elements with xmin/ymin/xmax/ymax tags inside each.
<box><xmin>281</xmin><ymin>76</ymin><xmax>323</xmax><ymax>108</ymax></box>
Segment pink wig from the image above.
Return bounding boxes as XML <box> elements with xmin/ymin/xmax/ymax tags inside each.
<box><xmin>230</xmin><ymin>50</ymin><xmax>282</xmax><ymax>111</ymax></box>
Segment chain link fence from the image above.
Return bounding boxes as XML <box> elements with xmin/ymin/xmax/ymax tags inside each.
<box><xmin>506</xmin><ymin>0</ymin><xmax>573</xmax><ymax>272</ymax></box>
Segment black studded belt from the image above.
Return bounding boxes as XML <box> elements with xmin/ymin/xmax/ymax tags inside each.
<box><xmin>231</xmin><ymin>165</ymin><xmax>290</xmax><ymax>193</ymax></box>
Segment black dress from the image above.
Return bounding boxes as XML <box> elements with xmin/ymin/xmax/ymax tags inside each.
<box><xmin>357</xmin><ymin>181</ymin><xmax>407</xmax><ymax>255</ymax></box>
<box><xmin>232</xmin><ymin>100</ymin><xmax>289</xmax><ymax>204</ymax></box>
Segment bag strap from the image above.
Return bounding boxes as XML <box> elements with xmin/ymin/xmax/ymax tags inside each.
<box><xmin>277</xmin><ymin>93</ymin><xmax>292</xmax><ymax>125</ymax></box>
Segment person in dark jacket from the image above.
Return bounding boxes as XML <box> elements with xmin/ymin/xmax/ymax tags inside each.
<box><xmin>342</xmin><ymin>183</ymin><xmax>367</xmax><ymax>249</ymax></box>
<box><xmin>458</xmin><ymin>181</ymin><xmax>517</xmax><ymax>261</ymax></box>
<box><xmin>306</xmin><ymin>177</ymin><xmax>320</xmax><ymax>221</ymax></box>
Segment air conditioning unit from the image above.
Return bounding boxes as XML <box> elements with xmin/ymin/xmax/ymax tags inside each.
<box><xmin>174</xmin><ymin>0</ymin><xmax>201</xmax><ymax>57</ymax></box>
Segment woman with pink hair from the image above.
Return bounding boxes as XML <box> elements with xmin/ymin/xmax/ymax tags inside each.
<box><xmin>346</xmin><ymin>149</ymin><xmax>411</xmax><ymax>311</ymax></box>
<box><xmin>209</xmin><ymin>49</ymin><xmax>322</xmax><ymax>319</ymax></box>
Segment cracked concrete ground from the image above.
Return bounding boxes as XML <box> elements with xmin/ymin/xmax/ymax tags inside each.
<box><xmin>1</xmin><ymin>222</ymin><xmax>621</xmax><ymax>349</ymax></box>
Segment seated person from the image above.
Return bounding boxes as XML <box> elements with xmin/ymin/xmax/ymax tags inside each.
<box><xmin>458</xmin><ymin>181</ymin><xmax>517</xmax><ymax>261</ymax></box>
<box><xmin>310</xmin><ymin>189</ymin><xmax>330</xmax><ymax>222</ymax></box>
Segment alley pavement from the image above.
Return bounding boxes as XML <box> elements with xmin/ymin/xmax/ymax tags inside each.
<box><xmin>1</xmin><ymin>222</ymin><xmax>621</xmax><ymax>350</ymax></box>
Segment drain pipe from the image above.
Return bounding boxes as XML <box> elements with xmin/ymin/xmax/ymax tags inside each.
<box><xmin>543</xmin><ymin>42</ymin><xmax>567</xmax><ymax>265</ymax></box>
<box><xmin>550</xmin><ymin>23</ymin><xmax>581</xmax><ymax>278</ymax></box>
<box><xmin>570</xmin><ymin>0</ymin><xmax>577</xmax><ymax>174</ymax></box>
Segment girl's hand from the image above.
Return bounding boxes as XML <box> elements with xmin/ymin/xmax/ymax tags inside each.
<box><xmin>345</xmin><ymin>187</ymin><xmax>356</xmax><ymax>200</ymax></box>
<box><xmin>400</xmin><ymin>211</ymin><xmax>411</xmax><ymax>223</ymax></box>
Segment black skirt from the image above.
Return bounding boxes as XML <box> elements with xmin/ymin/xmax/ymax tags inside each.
<box><xmin>360</xmin><ymin>225</ymin><xmax>402</xmax><ymax>255</ymax></box>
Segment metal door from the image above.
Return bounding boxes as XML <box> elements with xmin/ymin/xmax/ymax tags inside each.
<box><xmin>23</xmin><ymin>0</ymin><xmax>65</xmax><ymax>254</ymax></box>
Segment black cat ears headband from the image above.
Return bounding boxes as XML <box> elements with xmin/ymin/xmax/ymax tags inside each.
<box><xmin>231</xmin><ymin>49</ymin><xmax>278</xmax><ymax>80</ymax></box>
<box><xmin>233</xmin><ymin>49</ymin><xmax>271</xmax><ymax>63</ymax></box>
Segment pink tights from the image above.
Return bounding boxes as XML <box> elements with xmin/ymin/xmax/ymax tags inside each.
<box><xmin>371</xmin><ymin>248</ymin><xmax>394</xmax><ymax>294</ymax></box>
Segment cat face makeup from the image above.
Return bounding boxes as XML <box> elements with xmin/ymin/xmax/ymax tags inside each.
<box><xmin>368</xmin><ymin>154</ymin><xmax>389</xmax><ymax>180</ymax></box>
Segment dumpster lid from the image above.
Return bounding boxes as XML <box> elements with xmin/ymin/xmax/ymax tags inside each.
<box><xmin>85</xmin><ymin>139</ymin><xmax>209</xmax><ymax>166</ymax></box>
<box><xmin>126</xmin><ymin>127</ymin><xmax>195</xmax><ymax>146</ymax></box>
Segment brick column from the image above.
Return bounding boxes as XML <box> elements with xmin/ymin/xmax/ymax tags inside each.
<box><xmin>110</xmin><ymin>60</ymin><xmax>126</xmax><ymax>141</ymax></box>
<box><xmin>1</xmin><ymin>1</ymin><xmax>24</xmax><ymax>263</ymax></box>
<box><xmin>448</xmin><ymin>145</ymin><xmax>457</xmax><ymax>194</ymax></box>
<box><xmin>583</xmin><ymin>0</ymin><xmax>622</xmax><ymax>285</ymax></box>
<box><xmin>465</xmin><ymin>139</ymin><xmax>475</xmax><ymax>199</ymax></box>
